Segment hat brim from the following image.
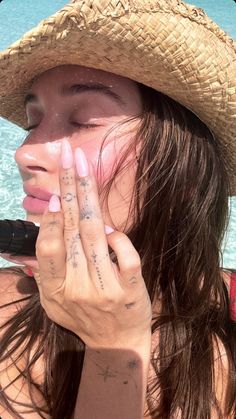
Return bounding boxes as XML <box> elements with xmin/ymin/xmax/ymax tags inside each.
<box><xmin>0</xmin><ymin>0</ymin><xmax>236</xmax><ymax>194</ymax></box>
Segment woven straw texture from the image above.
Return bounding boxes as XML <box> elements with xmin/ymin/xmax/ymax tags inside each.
<box><xmin>0</xmin><ymin>0</ymin><xmax>235</xmax><ymax>194</ymax></box>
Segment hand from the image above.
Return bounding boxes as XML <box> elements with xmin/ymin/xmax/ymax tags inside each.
<box><xmin>33</xmin><ymin>141</ymin><xmax>152</xmax><ymax>350</ymax></box>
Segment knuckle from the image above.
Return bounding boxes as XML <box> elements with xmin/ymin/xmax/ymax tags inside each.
<box><xmin>100</xmin><ymin>293</ymin><xmax>123</xmax><ymax>311</ymax></box>
<box><xmin>123</xmin><ymin>256</ymin><xmax>141</xmax><ymax>272</ymax></box>
<box><xmin>36</xmin><ymin>238</ymin><xmax>62</xmax><ymax>257</ymax></box>
<box><xmin>100</xmin><ymin>299</ymin><xmax>117</xmax><ymax>312</ymax></box>
<box><xmin>80</xmin><ymin>223</ymin><xmax>103</xmax><ymax>242</ymax></box>
<box><xmin>112</xmin><ymin>231</ymin><xmax>127</xmax><ymax>243</ymax></box>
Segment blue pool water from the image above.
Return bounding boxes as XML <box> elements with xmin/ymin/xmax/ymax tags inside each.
<box><xmin>0</xmin><ymin>0</ymin><xmax>235</xmax><ymax>268</ymax></box>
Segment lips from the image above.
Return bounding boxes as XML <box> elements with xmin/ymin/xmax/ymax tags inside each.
<box><xmin>23</xmin><ymin>185</ymin><xmax>53</xmax><ymax>201</ymax></box>
<box><xmin>23</xmin><ymin>185</ymin><xmax>54</xmax><ymax>214</ymax></box>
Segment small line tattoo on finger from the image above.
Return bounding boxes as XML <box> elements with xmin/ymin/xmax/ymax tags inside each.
<box><xmin>49</xmin><ymin>259</ymin><xmax>56</xmax><ymax>278</ymax></box>
<box><xmin>95</xmin><ymin>265</ymin><xmax>104</xmax><ymax>290</ymax></box>
<box><xmin>45</xmin><ymin>217</ymin><xmax>60</xmax><ymax>232</ymax></box>
<box><xmin>129</xmin><ymin>276</ymin><xmax>138</xmax><ymax>285</ymax></box>
<box><xmin>90</xmin><ymin>244</ymin><xmax>105</xmax><ymax>290</ymax></box>
<box><xmin>67</xmin><ymin>233</ymin><xmax>81</xmax><ymax>268</ymax></box>
<box><xmin>91</xmin><ymin>248</ymin><xmax>98</xmax><ymax>264</ymax></box>
<box><xmin>125</xmin><ymin>302</ymin><xmax>136</xmax><ymax>310</ymax></box>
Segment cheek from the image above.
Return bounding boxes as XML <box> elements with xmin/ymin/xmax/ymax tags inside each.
<box><xmin>80</xmin><ymin>132</ymin><xmax>136</xmax><ymax>184</ymax></box>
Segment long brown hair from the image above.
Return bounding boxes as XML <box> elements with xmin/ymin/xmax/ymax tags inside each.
<box><xmin>0</xmin><ymin>84</ymin><xmax>236</xmax><ymax>419</ymax></box>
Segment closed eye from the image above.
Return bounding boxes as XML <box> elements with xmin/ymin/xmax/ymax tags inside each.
<box><xmin>25</xmin><ymin>122</ymin><xmax>100</xmax><ymax>132</ymax></box>
<box><xmin>71</xmin><ymin>122</ymin><xmax>100</xmax><ymax>129</ymax></box>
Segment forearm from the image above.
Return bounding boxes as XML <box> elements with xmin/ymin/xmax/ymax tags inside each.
<box><xmin>73</xmin><ymin>345</ymin><xmax>151</xmax><ymax>419</ymax></box>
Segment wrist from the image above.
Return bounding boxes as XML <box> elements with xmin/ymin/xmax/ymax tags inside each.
<box><xmin>84</xmin><ymin>337</ymin><xmax>152</xmax><ymax>366</ymax></box>
<box><xmin>85</xmin><ymin>331</ymin><xmax>152</xmax><ymax>358</ymax></box>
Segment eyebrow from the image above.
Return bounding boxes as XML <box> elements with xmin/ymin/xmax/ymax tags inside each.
<box><xmin>24</xmin><ymin>82</ymin><xmax>126</xmax><ymax>108</ymax></box>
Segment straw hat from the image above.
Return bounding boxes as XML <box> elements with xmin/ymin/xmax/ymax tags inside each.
<box><xmin>0</xmin><ymin>0</ymin><xmax>235</xmax><ymax>194</ymax></box>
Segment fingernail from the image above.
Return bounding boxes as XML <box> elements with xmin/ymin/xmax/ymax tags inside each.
<box><xmin>61</xmin><ymin>139</ymin><xmax>73</xmax><ymax>169</ymax></box>
<box><xmin>104</xmin><ymin>225</ymin><xmax>114</xmax><ymax>234</ymax></box>
<box><xmin>26</xmin><ymin>267</ymin><xmax>34</xmax><ymax>277</ymax></box>
<box><xmin>49</xmin><ymin>195</ymin><xmax>61</xmax><ymax>212</ymax></box>
<box><xmin>75</xmin><ymin>147</ymin><xmax>89</xmax><ymax>177</ymax></box>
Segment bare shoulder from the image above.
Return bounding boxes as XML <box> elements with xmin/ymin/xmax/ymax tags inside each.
<box><xmin>0</xmin><ymin>268</ymin><xmax>48</xmax><ymax>418</ymax></box>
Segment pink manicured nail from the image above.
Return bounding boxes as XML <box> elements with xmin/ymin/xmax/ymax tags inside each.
<box><xmin>61</xmin><ymin>139</ymin><xmax>73</xmax><ymax>169</ymax></box>
<box><xmin>104</xmin><ymin>225</ymin><xmax>114</xmax><ymax>234</ymax></box>
<box><xmin>49</xmin><ymin>195</ymin><xmax>61</xmax><ymax>212</ymax></box>
<box><xmin>75</xmin><ymin>147</ymin><xmax>89</xmax><ymax>177</ymax></box>
<box><xmin>26</xmin><ymin>267</ymin><xmax>34</xmax><ymax>277</ymax></box>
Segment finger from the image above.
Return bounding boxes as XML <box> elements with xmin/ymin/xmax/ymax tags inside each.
<box><xmin>75</xmin><ymin>148</ymin><xmax>115</xmax><ymax>292</ymax></box>
<box><xmin>59</xmin><ymin>140</ymin><xmax>87</xmax><ymax>276</ymax></box>
<box><xmin>35</xmin><ymin>202</ymin><xmax>66</xmax><ymax>291</ymax></box>
<box><xmin>106</xmin><ymin>231</ymin><xmax>143</xmax><ymax>288</ymax></box>
<box><xmin>59</xmin><ymin>139</ymin><xmax>79</xmax><ymax>230</ymax></box>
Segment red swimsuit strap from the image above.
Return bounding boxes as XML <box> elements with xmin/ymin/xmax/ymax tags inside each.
<box><xmin>230</xmin><ymin>270</ymin><xmax>236</xmax><ymax>321</ymax></box>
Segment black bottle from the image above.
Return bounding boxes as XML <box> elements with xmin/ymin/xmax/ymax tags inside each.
<box><xmin>0</xmin><ymin>219</ymin><xmax>39</xmax><ymax>256</ymax></box>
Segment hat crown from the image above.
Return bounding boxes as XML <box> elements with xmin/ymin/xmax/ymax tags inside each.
<box><xmin>66</xmin><ymin>0</ymin><xmax>235</xmax><ymax>50</ymax></box>
<box><xmin>68</xmin><ymin>0</ymin><xmax>204</xmax><ymax>16</ymax></box>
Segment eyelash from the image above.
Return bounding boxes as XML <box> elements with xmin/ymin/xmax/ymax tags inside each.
<box><xmin>25</xmin><ymin>123</ymin><xmax>99</xmax><ymax>132</ymax></box>
<box><xmin>71</xmin><ymin>122</ymin><xmax>99</xmax><ymax>130</ymax></box>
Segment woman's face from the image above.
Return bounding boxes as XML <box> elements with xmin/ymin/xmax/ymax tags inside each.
<box><xmin>15</xmin><ymin>65</ymin><xmax>142</xmax><ymax>229</ymax></box>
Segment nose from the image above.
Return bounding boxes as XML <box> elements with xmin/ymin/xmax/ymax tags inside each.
<box><xmin>14</xmin><ymin>141</ymin><xmax>62</xmax><ymax>174</ymax></box>
<box><xmin>14</xmin><ymin>123</ymin><xmax>65</xmax><ymax>174</ymax></box>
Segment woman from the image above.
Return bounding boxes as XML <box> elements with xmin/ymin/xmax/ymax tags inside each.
<box><xmin>0</xmin><ymin>1</ymin><xmax>235</xmax><ymax>418</ymax></box>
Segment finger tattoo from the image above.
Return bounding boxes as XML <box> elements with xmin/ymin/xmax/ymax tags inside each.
<box><xmin>79</xmin><ymin>177</ymin><xmax>90</xmax><ymax>189</ymax></box>
<box><xmin>80</xmin><ymin>206</ymin><xmax>94</xmax><ymax>220</ymax></box>
<box><xmin>67</xmin><ymin>233</ymin><xmax>81</xmax><ymax>268</ymax></box>
<box><xmin>90</xmin><ymin>244</ymin><xmax>105</xmax><ymax>290</ymax></box>
<box><xmin>79</xmin><ymin>193</ymin><xmax>98</xmax><ymax>221</ymax></box>
<box><xmin>129</xmin><ymin>276</ymin><xmax>138</xmax><ymax>285</ymax></box>
<box><xmin>125</xmin><ymin>302</ymin><xmax>136</xmax><ymax>310</ymax></box>
<box><xmin>61</xmin><ymin>170</ymin><xmax>73</xmax><ymax>186</ymax></box>
<box><xmin>62</xmin><ymin>192</ymin><xmax>76</xmax><ymax>202</ymax></box>
<box><xmin>49</xmin><ymin>259</ymin><xmax>56</xmax><ymax>278</ymax></box>
<box><xmin>45</xmin><ymin>217</ymin><xmax>61</xmax><ymax>232</ymax></box>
